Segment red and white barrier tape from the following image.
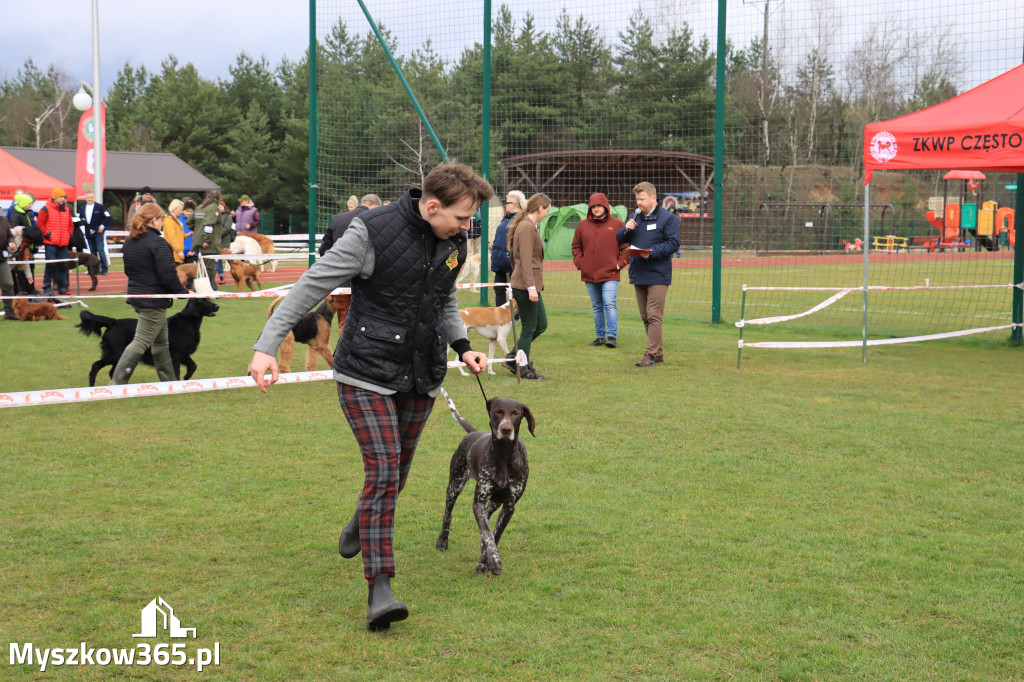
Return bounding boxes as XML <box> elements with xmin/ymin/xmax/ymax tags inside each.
<box><xmin>0</xmin><ymin>357</ymin><xmax>520</xmax><ymax>409</ymax></box>
<box><xmin>738</xmin><ymin>324</ymin><xmax>1017</xmax><ymax>349</ymax></box>
<box><xmin>2</xmin><ymin>281</ymin><xmax>507</xmax><ymax>301</ymax></box>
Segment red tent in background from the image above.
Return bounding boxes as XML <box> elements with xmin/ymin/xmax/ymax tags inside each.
<box><xmin>864</xmin><ymin>62</ymin><xmax>1024</xmax><ymax>183</ymax></box>
<box><xmin>861</xmin><ymin>62</ymin><xmax>1024</xmax><ymax>350</ymax></box>
<box><xmin>0</xmin><ymin>148</ymin><xmax>76</xmax><ymax>202</ymax></box>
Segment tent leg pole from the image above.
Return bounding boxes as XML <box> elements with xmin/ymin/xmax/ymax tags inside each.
<box><xmin>737</xmin><ymin>285</ymin><xmax>747</xmax><ymax>370</ymax></box>
<box><xmin>862</xmin><ymin>183</ymin><xmax>870</xmax><ymax>363</ymax></box>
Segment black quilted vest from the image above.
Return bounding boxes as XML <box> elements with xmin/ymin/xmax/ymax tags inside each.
<box><xmin>333</xmin><ymin>189</ymin><xmax>466</xmax><ymax>393</ymax></box>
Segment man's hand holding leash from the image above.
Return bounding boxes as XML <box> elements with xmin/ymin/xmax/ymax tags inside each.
<box><xmin>248</xmin><ymin>351</ymin><xmax>280</xmax><ymax>392</ymax></box>
<box><xmin>461</xmin><ymin>350</ymin><xmax>488</xmax><ymax>375</ymax></box>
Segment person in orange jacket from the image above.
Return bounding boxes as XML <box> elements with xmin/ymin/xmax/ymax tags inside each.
<box><xmin>36</xmin><ymin>187</ymin><xmax>75</xmax><ymax>295</ymax></box>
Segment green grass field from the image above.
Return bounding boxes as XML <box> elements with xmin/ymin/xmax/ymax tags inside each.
<box><xmin>2</xmin><ymin>285</ymin><xmax>1023</xmax><ymax>679</ymax></box>
<box><xmin>537</xmin><ymin>250</ymin><xmax>1018</xmax><ymax>342</ymax></box>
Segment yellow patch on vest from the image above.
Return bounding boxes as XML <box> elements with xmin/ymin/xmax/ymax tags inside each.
<box><xmin>445</xmin><ymin>251</ymin><xmax>459</xmax><ymax>271</ymax></box>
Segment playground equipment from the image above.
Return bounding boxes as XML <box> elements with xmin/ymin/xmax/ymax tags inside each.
<box><xmin>924</xmin><ymin>170</ymin><xmax>1014</xmax><ymax>251</ymax></box>
<box><xmin>756</xmin><ymin>202</ymin><xmax>893</xmax><ymax>255</ymax></box>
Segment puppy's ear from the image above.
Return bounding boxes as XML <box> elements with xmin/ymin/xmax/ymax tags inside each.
<box><xmin>486</xmin><ymin>397</ymin><xmax>495</xmax><ymax>414</ymax></box>
<box><xmin>521</xmin><ymin>404</ymin><xmax>536</xmax><ymax>437</ymax></box>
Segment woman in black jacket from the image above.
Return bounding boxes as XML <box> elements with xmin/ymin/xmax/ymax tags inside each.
<box><xmin>109</xmin><ymin>203</ymin><xmax>189</xmax><ymax>385</ymax></box>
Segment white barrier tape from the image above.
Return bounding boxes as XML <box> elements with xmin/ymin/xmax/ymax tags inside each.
<box><xmin>7</xmin><ymin>258</ymin><xmax>79</xmax><ymax>265</ymax></box>
<box><xmin>743</xmin><ymin>283</ymin><xmax>1019</xmax><ymax>292</ymax></box>
<box><xmin>0</xmin><ymin>357</ymin><xmax>517</xmax><ymax>409</ymax></box>
<box><xmin>201</xmin><ymin>253</ymin><xmax>310</xmax><ymax>261</ymax></box>
<box><xmin>737</xmin><ymin>289</ymin><xmax>854</xmax><ymax>328</ymax></box>
<box><xmin>0</xmin><ymin>285</ymin><xmax>295</xmax><ymax>301</ymax></box>
<box><xmin>2</xmin><ymin>282</ymin><xmax>503</xmax><ymax>300</ymax></box>
<box><xmin>738</xmin><ymin>324</ymin><xmax>1015</xmax><ymax>349</ymax></box>
<box><xmin>455</xmin><ymin>282</ymin><xmax>511</xmax><ymax>290</ymax></box>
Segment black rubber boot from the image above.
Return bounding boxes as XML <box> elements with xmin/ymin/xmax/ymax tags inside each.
<box><xmin>365</xmin><ymin>584</ymin><xmax>388</xmax><ymax>630</ymax></box>
<box><xmin>154</xmin><ymin>361</ymin><xmax>177</xmax><ymax>383</ymax></box>
<box><xmin>366</xmin><ymin>575</ymin><xmax>407</xmax><ymax>632</ymax></box>
<box><xmin>109</xmin><ymin>350</ymin><xmax>143</xmax><ymax>385</ymax></box>
<box><xmin>153</xmin><ymin>348</ymin><xmax>177</xmax><ymax>383</ymax></box>
<box><xmin>338</xmin><ymin>509</ymin><xmax>360</xmax><ymax>558</ymax></box>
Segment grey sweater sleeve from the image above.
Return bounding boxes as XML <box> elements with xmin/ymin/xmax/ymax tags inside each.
<box><xmin>442</xmin><ymin>282</ymin><xmax>468</xmax><ymax>347</ymax></box>
<box><xmin>252</xmin><ymin>219</ymin><xmax>375</xmax><ymax>356</ymax></box>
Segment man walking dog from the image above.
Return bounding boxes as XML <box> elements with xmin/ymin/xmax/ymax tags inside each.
<box><xmin>249</xmin><ymin>162</ymin><xmax>492</xmax><ymax>631</ymax></box>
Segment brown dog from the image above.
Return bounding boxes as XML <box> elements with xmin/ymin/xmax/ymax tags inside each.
<box><xmin>268</xmin><ymin>294</ymin><xmax>337</xmax><ymax>372</ymax></box>
<box><xmin>13</xmin><ymin>298</ymin><xmax>67</xmax><ymax>321</ymax></box>
<box><xmin>176</xmin><ymin>263</ymin><xmax>198</xmax><ymax>288</ymax></box>
<box><xmin>221</xmin><ymin>250</ymin><xmax>262</xmax><ymax>292</ymax></box>
<box><xmin>250</xmin><ymin>233</ymin><xmax>277</xmax><ymax>273</ymax></box>
<box><xmin>436</xmin><ymin>391</ymin><xmax>534</xmax><ymax>576</ymax></box>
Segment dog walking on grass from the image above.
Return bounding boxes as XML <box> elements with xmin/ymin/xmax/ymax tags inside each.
<box><xmin>452</xmin><ymin>301</ymin><xmax>517</xmax><ymax>375</ymax></box>
<box><xmin>436</xmin><ymin>389</ymin><xmax>534</xmax><ymax>576</ymax></box>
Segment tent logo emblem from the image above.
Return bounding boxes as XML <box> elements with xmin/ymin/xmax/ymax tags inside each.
<box><xmin>870</xmin><ymin>131</ymin><xmax>898</xmax><ymax>163</ymax></box>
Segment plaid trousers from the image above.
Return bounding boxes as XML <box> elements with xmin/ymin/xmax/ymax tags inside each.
<box><xmin>337</xmin><ymin>383</ymin><xmax>435</xmax><ymax>581</ymax></box>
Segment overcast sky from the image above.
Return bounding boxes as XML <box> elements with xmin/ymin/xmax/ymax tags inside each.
<box><xmin>3</xmin><ymin>0</ymin><xmax>310</xmax><ymax>90</ymax></box>
<box><xmin>6</xmin><ymin>0</ymin><xmax>1022</xmax><ymax>97</ymax></box>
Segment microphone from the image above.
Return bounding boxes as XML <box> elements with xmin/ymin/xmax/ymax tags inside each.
<box><xmin>626</xmin><ymin>209</ymin><xmax>640</xmax><ymax>228</ymax></box>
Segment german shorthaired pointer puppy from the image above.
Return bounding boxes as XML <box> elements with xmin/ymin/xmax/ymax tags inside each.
<box><xmin>436</xmin><ymin>390</ymin><xmax>535</xmax><ymax>575</ymax></box>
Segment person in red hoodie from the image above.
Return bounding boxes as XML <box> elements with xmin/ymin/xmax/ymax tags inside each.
<box><xmin>36</xmin><ymin>187</ymin><xmax>75</xmax><ymax>295</ymax></box>
<box><xmin>572</xmin><ymin>192</ymin><xmax>628</xmax><ymax>348</ymax></box>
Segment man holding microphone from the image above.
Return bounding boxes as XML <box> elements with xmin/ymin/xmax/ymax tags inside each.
<box><xmin>616</xmin><ymin>182</ymin><xmax>680</xmax><ymax>367</ymax></box>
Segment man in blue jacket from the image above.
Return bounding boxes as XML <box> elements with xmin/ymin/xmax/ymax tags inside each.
<box><xmin>617</xmin><ymin>182</ymin><xmax>680</xmax><ymax>367</ymax></box>
<box><xmin>78</xmin><ymin>190</ymin><xmax>112</xmax><ymax>274</ymax></box>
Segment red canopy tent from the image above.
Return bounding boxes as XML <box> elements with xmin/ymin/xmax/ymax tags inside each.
<box><xmin>0</xmin><ymin>148</ymin><xmax>76</xmax><ymax>202</ymax></box>
<box><xmin>864</xmin><ymin>62</ymin><xmax>1024</xmax><ymax>182</ymax></box>
<box><xmin>859</xmin><ymin>63</ymin><xmax>1024</xmax><ymax>351</ymax></box>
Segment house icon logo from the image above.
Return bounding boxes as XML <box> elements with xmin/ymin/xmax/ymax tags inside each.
<box><xmin>133</xmin><ymin>597</ymin><xmax>197</xmax><ymax>639</ymax></box>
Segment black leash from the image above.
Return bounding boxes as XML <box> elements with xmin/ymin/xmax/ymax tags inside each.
<box><xmin>475</xmin><ymin>372</ymin><xmax>489</xmax><ymax>405</ymax></box>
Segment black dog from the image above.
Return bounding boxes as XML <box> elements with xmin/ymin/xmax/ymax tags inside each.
<box><xmin>76</xmin><ymin>298</ymin><xmax>220</xmax><ymax>385</ymax></box>
<box><xmin>436</xmin><ymin>389</ymin><xmax>535</xmax><ymax>575</ymax></box>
